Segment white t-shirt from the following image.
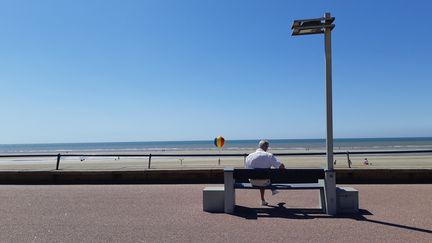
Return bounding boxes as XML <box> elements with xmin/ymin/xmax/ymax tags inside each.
<box><xmin>245</xmin><ymin>148</ymin><xmax>282</xmax><ymax>169</ymax></box>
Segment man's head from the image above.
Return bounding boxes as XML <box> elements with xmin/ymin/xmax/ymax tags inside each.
<box><xmin>258</xmin><ymin>140</ymin><xmax>269</xmax><ymax>151</ymax></box>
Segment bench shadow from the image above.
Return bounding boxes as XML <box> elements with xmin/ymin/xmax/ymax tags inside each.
<box><xmin>233</xmin><ymin>204</ymin><xmax>432</xmax><ymax>234</ymax></box>
<box><xmin>234</xmin><ymin>202</ymin><xmax>326</xmax><ymax>220</ymax></box>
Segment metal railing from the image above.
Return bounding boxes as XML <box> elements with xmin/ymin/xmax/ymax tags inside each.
<box><xmin>1</xmin><ymin>149</ymin><xmax>432</xmax><ymax>170</ymax></box>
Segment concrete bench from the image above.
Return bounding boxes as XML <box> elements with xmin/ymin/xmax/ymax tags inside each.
<box><xmin>203</xmin><ymin>186</ymin><xmax>225</xmax><ymax>213</ymax></box>
<box><xmin>224</xmin><ymin>167</ymin><xmax>327</xmax><ymax>214</ymax></box>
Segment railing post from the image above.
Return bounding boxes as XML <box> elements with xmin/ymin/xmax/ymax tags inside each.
<box><xmin>346</xmin><ymin>151</ymin><xmax>351</xmax><ymax>168</ymax></box>
<box><xmin>243</xmin><ymin>153</ymin><xmax>247</xmax><ymax>167</ymax></box>
<box><xmin>148</xmin><ymin>154</ymin><xmax>152</xmax><ymax>169</ymax></box>
<box><xmin>56</xmin><ymin>153</ymin><xmax>61</xmax><ymax>170</ymax></box>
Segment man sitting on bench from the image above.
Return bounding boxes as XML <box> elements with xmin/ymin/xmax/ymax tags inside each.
<box><xmin>245</xmin><ymin>140</ymin><xmax>285</xmax><ymax>206</ymax></box>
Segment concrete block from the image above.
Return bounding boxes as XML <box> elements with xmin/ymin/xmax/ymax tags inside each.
<box><xmin>337</xmin><ymin>187</ymin><xmax>359</xmax><ymax>214</ymax></box>
<box><xmin>203</xmin><ymin>186</ymin><xmax>225</xmax><ymax>213</ymax></box>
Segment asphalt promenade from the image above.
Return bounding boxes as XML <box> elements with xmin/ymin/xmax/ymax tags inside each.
<box><xmin>0</xmin><ymin>184</ymin><xmax>430</xmax><ymax>242</ymax></box>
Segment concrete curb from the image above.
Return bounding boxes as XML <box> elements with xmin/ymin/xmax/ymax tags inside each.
<box><xmin>0</xmin><ymin>169</ymin><xmax>431</xmax><ymax>184</ymax></box>
<box><xmin>336</xmin><ymin>169</ymin><xmax>432</xmax><ymax>183</ymax></box>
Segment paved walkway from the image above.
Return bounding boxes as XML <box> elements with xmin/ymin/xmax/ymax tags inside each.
<box><xmin>0</xmin><ymin>184</ymin><xmax>431</xmax><ymax>242</ymax></box>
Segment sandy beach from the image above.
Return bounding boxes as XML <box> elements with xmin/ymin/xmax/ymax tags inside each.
<box><xmin>1</xmin><ymin>148</ymin><xmax>431</xmax><ymax>171</ymax></box>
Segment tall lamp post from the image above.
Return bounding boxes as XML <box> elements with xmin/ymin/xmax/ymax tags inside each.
<box><xmin>291</xmin><ymin>12</ymin><xmax>337</xmax><ymax>215</ymax></box>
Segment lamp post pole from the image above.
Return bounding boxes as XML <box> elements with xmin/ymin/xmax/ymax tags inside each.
<box><xmin>324</xmin><ymin>12</ymin><xmax>333</xmax><ymax>171</ymax></box>
<box><xmin>323</xmin><ymin>12</ymin><xmax>336</xmax><ymax>215</ymax></box>
<box><xmin>291</xmin><ymin>12</ymin><xmax>337</xmax><ymax>214</ymax></box>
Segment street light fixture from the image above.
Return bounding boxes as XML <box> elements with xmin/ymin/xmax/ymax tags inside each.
<box><xmin>291</xmin><ymin>12</ymin><xmax>337</xmax><ymax>215</ymax></box>
<box><xmin>291</xmin><ymin>16</ymin><xmax>335</xmax><ymax>36</ymax></box>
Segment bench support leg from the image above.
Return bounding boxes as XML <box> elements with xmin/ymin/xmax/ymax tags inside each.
<box><xmin>319</xmin><ymin>185</ymin><xmax>326</xmax><ymax>212</ymax></box>
<box><xmin>325</xmin><ymin>170</ymin><xmax>337</xmax><ymax>215</ymax></box>
<box><xmin>224</xmin><ymin>169</ymin><xmax>235</xmax><ymax>214</ymax></box>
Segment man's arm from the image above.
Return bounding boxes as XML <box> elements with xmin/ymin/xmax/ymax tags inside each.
<box><xmin>270</xmin><ymin>154</ymin><xmax>284</xmax><ymax>169</ymax></box>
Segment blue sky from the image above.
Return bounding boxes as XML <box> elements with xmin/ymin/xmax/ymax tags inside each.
<box><xmin>1</xmin><ymin>0</ymin><xmax>431</xmax><ymax>144</ymax></box>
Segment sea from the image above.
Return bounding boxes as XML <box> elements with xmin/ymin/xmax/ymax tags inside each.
<box><xmin>1</xmin><ymin>137</ymin><xmax>432</xmax><ymax>154</ymax></box>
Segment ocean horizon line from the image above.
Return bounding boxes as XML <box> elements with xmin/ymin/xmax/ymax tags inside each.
<box><xmin>2</xmin><ymin>136</ymin><xmax>432</xmax><ymax>146</ymax></box>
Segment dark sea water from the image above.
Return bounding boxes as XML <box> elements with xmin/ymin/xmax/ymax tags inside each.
<box><xmin>1</xmin><ymin>137</ymin><xmax>432</xmax><ymax>154</ymax></box>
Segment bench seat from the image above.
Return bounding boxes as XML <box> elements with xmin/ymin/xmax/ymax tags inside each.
<box><xmin>234</xmin><ymin>181</ymin><xmax>325</xmax><ymax>190</ymax></box>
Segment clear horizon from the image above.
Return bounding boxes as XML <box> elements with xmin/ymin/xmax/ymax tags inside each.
<box><xmin>1</xmin><ymin>1</ymin><xmax>431</xmax><ymax>144</ymax></box>
<box><xmin>2</xmin><ymin>136</ymin><xmax>432</xmax><ymax>146</ymax></box>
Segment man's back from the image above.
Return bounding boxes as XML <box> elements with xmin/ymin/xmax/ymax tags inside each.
<box><xmin>245</xmin><ymin>148</ymin><xmax>282</xmax><ymax>169</ymax></box>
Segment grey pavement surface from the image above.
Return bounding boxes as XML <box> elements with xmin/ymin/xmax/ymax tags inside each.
<box><xmin>0</xmin><ymin>184</ymin><xmax>431</xmax><ymax>242</ymax></box>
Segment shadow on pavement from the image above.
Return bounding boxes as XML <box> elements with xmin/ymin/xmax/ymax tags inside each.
<box><xmin>233</xmin><ymin>203</ymin><xmax>432</xmax><ymax>234</ymax></box>
<box><xmin>233</xmin><ymin>202</ymin><xmax>329</xmax><ymax>220</ymax></box>
<box><xmin>358</xmin><ymin>217</ymin><xmax>432</xmax><ymax>234</ymax></box>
